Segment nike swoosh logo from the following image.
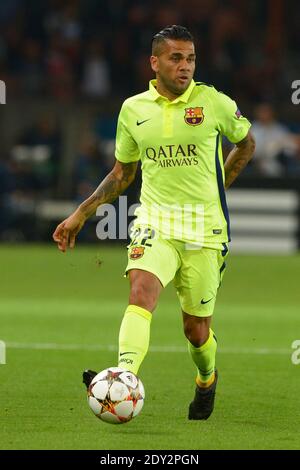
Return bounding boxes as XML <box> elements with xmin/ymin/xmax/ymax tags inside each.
<box><xmin>119</xmin><ymin>351</ymin><xmax>138</xmax><ymax>356</ymax></box>
<box><xmin>136</xmin><ymin>119</ymin><xmax>151</xmax><ymax>126</ymax></box>
<box><xmin>201</xmin><ymin>298</ymin><xmax>213</xmax><ymax>304</ymax></box>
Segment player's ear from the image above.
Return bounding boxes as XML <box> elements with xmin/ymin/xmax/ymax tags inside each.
<box><xmin>150</xmin><ymin>55</ymin><xmax>159</xmax><ymax>73</ymax></box>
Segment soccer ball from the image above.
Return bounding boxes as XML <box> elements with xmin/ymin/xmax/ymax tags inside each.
<box><xmin>87</xmin><ymin>367</ymin><xmax>145</xmax><ymax>424</ymax></box>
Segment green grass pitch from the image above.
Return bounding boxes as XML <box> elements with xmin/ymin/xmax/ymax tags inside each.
<box><xmin>0</xmin><ymin>244</ymin><xmax>299</xmax><ymax>450</ymax></box>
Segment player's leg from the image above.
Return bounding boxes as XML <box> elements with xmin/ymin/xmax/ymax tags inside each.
<box><xmin>117</xmin><ymin>227</ymin><xmax>181</xmax><ymax>375</ymax></box>
<box><xmin>117</xmin><ymin>269</ymin><xmax>162</xmax><ymax>374</ymax></box>
<box><xmin>83</xmin><ymin>269</ymin><xmax>163</xmax><ymax>388</ymax></box>
<box><xmin>175</xmin><ymin>245</ymin><xmax>227</xmax><ymax>419</ymax></box>
<box><xmin>83</xmin><ymin>231</ymin><xmax>179</xmax><ymax>388</ymax></box>
<box><xmin>182</xmin><ymin>312</ymin><xmax>218</xmax><ymax>420</ymax></box>
<box><xmin>182</xmin><ymin>312</ymin><xmax>217</xmax><ymax>387</ymax></box>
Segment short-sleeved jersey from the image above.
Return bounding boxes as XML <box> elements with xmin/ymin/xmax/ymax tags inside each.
<box><xmin>115</xmin><ymin>79</ymin><xmax>251</xmax><ymax>248</ymax></box>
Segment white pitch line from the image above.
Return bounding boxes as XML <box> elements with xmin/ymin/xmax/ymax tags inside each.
<box><xmin>5</xmin><ymin>342</ymin><xmax>290</xmax><ymax>355</ymax></box>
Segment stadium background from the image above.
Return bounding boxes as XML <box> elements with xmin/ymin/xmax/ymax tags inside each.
<box><xmin>0</xmin><ymin>0</ymin><xmax>299</xmax><ymax>451</ymax></box>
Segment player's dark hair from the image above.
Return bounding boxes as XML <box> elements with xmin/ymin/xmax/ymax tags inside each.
<box><xmin>152</xmin><ymin>25</ymin><xmax>194</xmax><ymax>55</ymax></box>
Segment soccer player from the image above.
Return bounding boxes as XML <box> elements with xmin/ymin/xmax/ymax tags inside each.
<box><xmin>53</xmin><ymin>25</ymin><xmax>255</xmax><ymax>420</ymax></box>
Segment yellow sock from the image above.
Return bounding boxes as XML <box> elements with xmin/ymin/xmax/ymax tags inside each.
<box><xmin>188</xmin><ymin>328</ymin><xmax>217</xmax><ymax>387</ymax></box>
<box><xmin>118</xmin><ymin>304</ymin><xmax>152</xmax><ymax>375</ymax></box>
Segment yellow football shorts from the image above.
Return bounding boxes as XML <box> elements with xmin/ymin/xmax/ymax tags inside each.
<box><xmin>125</xmin><ymin>227</ymin><xmax>228</xmax><ymax>317</ymax></box>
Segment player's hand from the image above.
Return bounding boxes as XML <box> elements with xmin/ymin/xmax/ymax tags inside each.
<box><xmin>52</xmin><ymin>210</ymin><xmax>86</xmax><ymax>252</ymax></box>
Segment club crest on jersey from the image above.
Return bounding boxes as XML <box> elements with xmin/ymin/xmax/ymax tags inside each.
<box><xmin>184</xmin><ymin>107</ymin><xmax>204</xmax><ymax>126</ymax></box>
<box><xmin>129</xmin><ymin>246</ymin><xmax>145</xmax><ymax>260</ymax></box>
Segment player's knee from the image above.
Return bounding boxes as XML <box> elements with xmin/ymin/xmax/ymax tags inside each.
<box><xmin>129</xmin><ymin>270</ymin><xmax>162</xmax><ymax>312</ymax></box>
<box><xmin>183</xmin><ymin>316</ymin><xmax>210</xmax><ymax>347</ymax></box>
<box><xmin>129</xmin><ymin>282</ymin><xmax>158</xmax><ymax>312</ymax></box>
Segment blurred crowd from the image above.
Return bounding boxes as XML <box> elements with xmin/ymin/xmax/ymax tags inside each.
<box><xmin>0</xmin><ymin>0</ymin><xmax>300</xmax><ymax>240</ymax></box>
<box><xmin>1</xmin><ymin>0</ymin><xmax>299</xmax><ymax>102</ymax></box>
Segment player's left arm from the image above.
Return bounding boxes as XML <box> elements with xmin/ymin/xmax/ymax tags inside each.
<box><xmin>224</xmin><ymin>131</ymin><xmax>256</xmax><ymax>189</ymax></box>
<box><xmin>211</xmin><ymin>88</ymin><xmax>255</xmax><ymax>188</ymax></box>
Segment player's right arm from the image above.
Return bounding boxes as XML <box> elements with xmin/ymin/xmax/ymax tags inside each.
<box><xmin>52</xmin><ymin>160</ymin><xmax>138</xmax><ymax>252</ymax></box>
<box><xmin>53</xmin><ymin>100</ymin><xmax>139</xmax><ymax>252</ymax></box>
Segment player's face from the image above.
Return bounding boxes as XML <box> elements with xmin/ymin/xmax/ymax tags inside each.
<box><xmin>150</xmin><ymin>39</ymin><xmax>196</xmax><ymax>100</ymax></box>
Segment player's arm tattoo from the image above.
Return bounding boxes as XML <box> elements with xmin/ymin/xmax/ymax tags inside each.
<box><xmin>224</xmin><ymin>132</ymin><xmax>255</xmax><ymax>189</ymax></box>
<box><xmin>79</xmin><ymin>160</ymin><xmax>138</xmax><ymax>218</ymax></box>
